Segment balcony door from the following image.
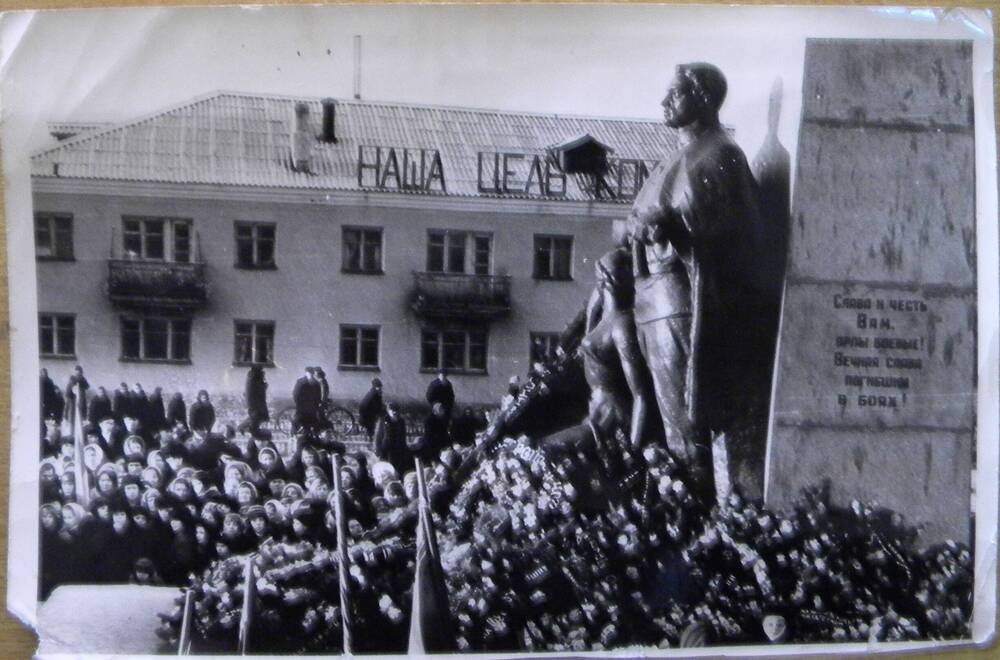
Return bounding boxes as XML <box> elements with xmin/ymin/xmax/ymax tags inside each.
<box><xmin>426</xmin><ymin>230</ymin><xmax>491</xmax><ymax>275</ymax></box>
<box><xmin>122</xmin><ymin>216</ymin><xmax>192</xmax><ymax>263</ymax></box>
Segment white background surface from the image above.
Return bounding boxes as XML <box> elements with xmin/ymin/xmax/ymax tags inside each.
<box><xmin>0</xmin><ymin>4</ymin><xmax>995</xmax><ymax>655</ymax></box>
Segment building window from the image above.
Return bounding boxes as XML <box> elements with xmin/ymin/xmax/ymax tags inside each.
<box><xmin>427</xmin><ymin>230</ymin><xmax>492</xmax><ymax>274</ymax></box>
<box><xmin>39</xmin><ymin>314</ymin><xmax>75</xmax><ymax>358</ymax></box>
<box><xmin>234</xmin><ymin>321</ymin><xmax>275</xmax><ymax>366</ymax></box>
<box><xmin>235</xmin><ymin>222</ymin><xmax>276</xmax><ymax>269</ymax></box>
<box><xmin>533</xmin><ymin>235</ymin><xmax>573</xmax><ymax>280</ymax></box>
<box><xmin>342</xmin><ymin>227</ymin><xmax>383</xmax><ymax>274</ymax></box>
<box><xmin>472</xmin><ymin>235</ymin><xmax>492</xmax><ymax>275</ymax></box>
<box><xmin>339</xmin><ymin>325</ymin><xmax>380</xmax><ymax>369</ymax></box>
<box><xmin>530</xmin><ymin>332</ymin><xmax>561</xmax><ymax>364</ymax></box>
<box><xmin>122</xmin><ymin>217</ymin><xmax>193</xmax><ymax>262</ymax></box>
<box><xmin>35</xmin><ymin>213</ymin><xmax>74</xmax><ymax>260</ymax></box>
<box><xmin>421</xmin><ymin>328</ymin><xmax>487</xmax><ymax>373</ymax></box>
<box><xmin>121</xmin><ymin>317</ymin><xmax>191</xmax><ymax>363</ymax></box>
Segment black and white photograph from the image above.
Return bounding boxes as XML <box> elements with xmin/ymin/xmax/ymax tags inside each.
<box><xmin>1</xmin><ymin>4</ymin><xmax>997</xmax><ymax>657</ymax></box>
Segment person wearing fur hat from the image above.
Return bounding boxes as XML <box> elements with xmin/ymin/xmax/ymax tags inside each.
<box><xmin>121</xmin><ymin>474</ymin><xmax>143</xmax><ymax>510</ymax></box>
<box><xmin>245</xmin><ymin>504</ymin><xmax>270</xmax><ymax>543</ymax></box>
<box><xmin>289</xmin><ymin>499</ymin><xmax>325</xmax><ymax>544</ymax></box>
<box><xmin>130</xmin><ymin>557</ymin><xmax>164</xmax><ymax>586</ymax></box>
<box><xmin>97</xmin><ymin>502</ymin><xmax>137</xmax><ymax>583</ymax></box>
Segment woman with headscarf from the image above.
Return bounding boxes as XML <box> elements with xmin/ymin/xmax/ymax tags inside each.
<box><xmin>39</xmin><ymin>503</ymin><xmax>62</xmax><ymax>599</ymax></box>
<box><xmin>192</xmin><ymin>523</ymin><xmax>217</xmax><ymax>571</ymax></box>
<box><xmin>281</xmin><ymin>483</ymin><xmax>306</xmax><ymax>505</ymax></box>
<box><xmin>57</xmin><ymin>503</ymin><xmax>95</xmax><ymax>584</ymax></box>
<box><xmin>235</xmin><ymin>481</ymin><xmax>260</xmax><ymax>512</ymax></box>
<box><xmin>93</xmin><ymin>466</ymin><xmax>120</xmax><ymax>503</ymax></box>
<box><xmin>264</xmin><ymin>499</ymin><xmax>291</xmax><ymax>541</ymax></box>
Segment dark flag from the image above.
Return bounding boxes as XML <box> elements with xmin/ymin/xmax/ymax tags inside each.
<box><xmin>408</xmin><ymin>458</ymin><xmax>454</xmax><ymax>653</ymax></box>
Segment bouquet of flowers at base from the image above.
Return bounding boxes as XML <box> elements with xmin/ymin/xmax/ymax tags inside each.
<box><xmin>436</xmin><ymin>435</ymin><xmax>972</xmax><ymax>651</ymax></box>
<box><xmin>157</xmin><ymin>536</ymin><xmax>416</xmax><ymax>653</ymax></box>
<box><xmin>669</xmin><ymin>487</ymin><xmax>973</xmax><ymax>645</ymax></box>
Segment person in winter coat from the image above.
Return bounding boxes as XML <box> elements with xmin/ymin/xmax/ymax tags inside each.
<box><xmin>188</xmin><ymin>390</ymin><xmax>216</xmax><ymax>434</ymax></box>
<box><xmin>244</xmin><ymin>366</ymin><xmax>269</xmax><ymax>436</ymax></box>
<box><xmin>425</xmin><ymin>369</ymin><xmax>455</xmax><ymax>419</ymax></box>
<box><xmin>166</xmin><ymin>392</ymin><xmax>187</xmax><ymax>430</ymax></box>
<box><xmin>87</xmin><ymin>386</ymin><xmax>113</xmax><ymax>428</ymax></box>
<box><xmin>374</xmin><ymin>402</ymin><xmax>410</xmax><ymax>476</ymax></box>
<box><xmin>292</xmin><ymin>367</ymin><xmax>322</xmax><ymax>432</ymax></box>
<box><xmin>147</xmin><ymin>386</ymin><xmax>167</xmax><ymax>433</ymax></box>
<box><xmin>359</xmin><ymin>378</ymin><xmax>384</xmax><ymax>439</ymax></box>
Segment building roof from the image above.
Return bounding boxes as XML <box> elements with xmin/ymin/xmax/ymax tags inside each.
<box><xmin>31</xmin><ymin>91</ymin><xmax>678</xmax><ymax>201</ymax></box>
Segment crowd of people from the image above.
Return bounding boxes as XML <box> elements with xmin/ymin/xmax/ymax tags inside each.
<box><xmin>38</xmin><ymin>354</ymin><xmax>973</xmax><ymax>652</ymax></box>
<box><xmin>37</xmin><ymin>364</ymin><xmax>490</xmax><ymax>602</ymax></box>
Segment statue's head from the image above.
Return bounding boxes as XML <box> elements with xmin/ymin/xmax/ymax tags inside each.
<box><xmin>662</xmin><ymin>62</ymin><xmax>727</xmax><ymax>128</ymax></box>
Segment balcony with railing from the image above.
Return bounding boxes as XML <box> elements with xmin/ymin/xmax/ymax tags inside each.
<box><xmin>410</xmin><ymin>271</ymin><xmax>512</xmax><ymax>319</ymax></box>
<box><xmin>106</xmin><ymin>229</ymin><xmax>208</xmax><ymax>310</ymax></box>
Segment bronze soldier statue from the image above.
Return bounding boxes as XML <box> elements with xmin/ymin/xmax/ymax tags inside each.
<box><xmin>627</xmin><ymin>62</ymin><xmax>765</xmax><ymax>502</ymax></box>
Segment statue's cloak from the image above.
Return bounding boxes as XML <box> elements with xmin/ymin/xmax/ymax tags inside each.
<box><xmin>638</xmin><ymin>126</ymin><xmax>765</xmax><ymax>434</ymax></box>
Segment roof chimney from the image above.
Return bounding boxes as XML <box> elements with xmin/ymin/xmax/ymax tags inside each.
<box><xmin>321</xmin><ymin>98</ymin><xmax>338</xmax><ymax>143</ymax></box>
<box><xmin>353</xmin><ymin>35</ymin><xmax>362</xmax><ymax>100</ymax></box>
<box><xmin>291</xmin><ymin>102</ymin><xmax>313</xmax><ymax>172</ymax></box>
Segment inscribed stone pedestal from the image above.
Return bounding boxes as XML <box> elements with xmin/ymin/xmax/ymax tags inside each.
<box><xmin>765</xmin><ymin>39</ymin><xmax>975</xmax><ymax>546</ymax></box>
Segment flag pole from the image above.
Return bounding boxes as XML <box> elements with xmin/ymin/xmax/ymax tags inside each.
<box><xmin>177</xmin><ymin>589</ymin><xmax>194</xmax><ymax>656</ymax></box>
<box><xmin>332</xmin><ymin>454</ymin><xmax>353</xmax><ymax>654</ymax></box>
<box><xmin>71</xmin><ymin>383</ymin><xmax>90</xmax><ymax>508</ymax></box>
<box><xmin>237</xmin><ymin>556</ymin><xmax>255</xmax><ymax>655</ymax></box>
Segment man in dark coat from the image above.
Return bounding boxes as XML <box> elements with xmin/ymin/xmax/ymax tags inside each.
<box><xmin>188</xmin><ymin>390</ymin><xmax>216</xmax><ymax>434</ymax></box>
<box><xmin>147</xmin><ymin>387</ymin><xmax>167</xmax><ymax>432</ymax></box>
<box><xmin>243</xmin><ymin>366</ymin><xmax>269</xmax><ymax>436</ymax></box>
<box><xmin>63</xmin><ymin>365</ymin><xmax>89</xmax><ymax>423</ymax></box>
<box><xmin>132</xmin><ymin>382</ymin><xmax>151</xmax><ymax>433</ymax></box>
<box><xmin>374</xmin><ymin>402</ymin><xmax>409</xmax><ymax>476</ymax></box>
<box><xmin>166</xmin><ymin>392</ymin><xmax>187</xmax><ymax>429</ymax></box>
<box><xmin>423</xmin><ymin>402</ymin><xmax>451</xmax><ymax>456</ymax></box>
<box><xmin>87</xmin><ymin>386</ymin><xmax>113</xmax><ymax>428</ymax></box>
<box><xmin>40</xmin><ymin>369</ymin><xmax>62</xmax><ymax>424</ymax></box>
<box><xmin>425</xmin><ymin>369</ymin><xmax>455</xmax><ymax>420</ymax></box>
<box><xmin>112</xmin><ymin>382</ymin><xmax>132</xmax><ymax>424</ymax></box>
<box><xmin>292</xmin><ymin>367</ymin><xmax>322</xmax><ymax>432</ymax></box>
<box><xmin>358</xmin><ymin>378</ymin><xmax>384</xmax><ymax>439</ymax></box>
